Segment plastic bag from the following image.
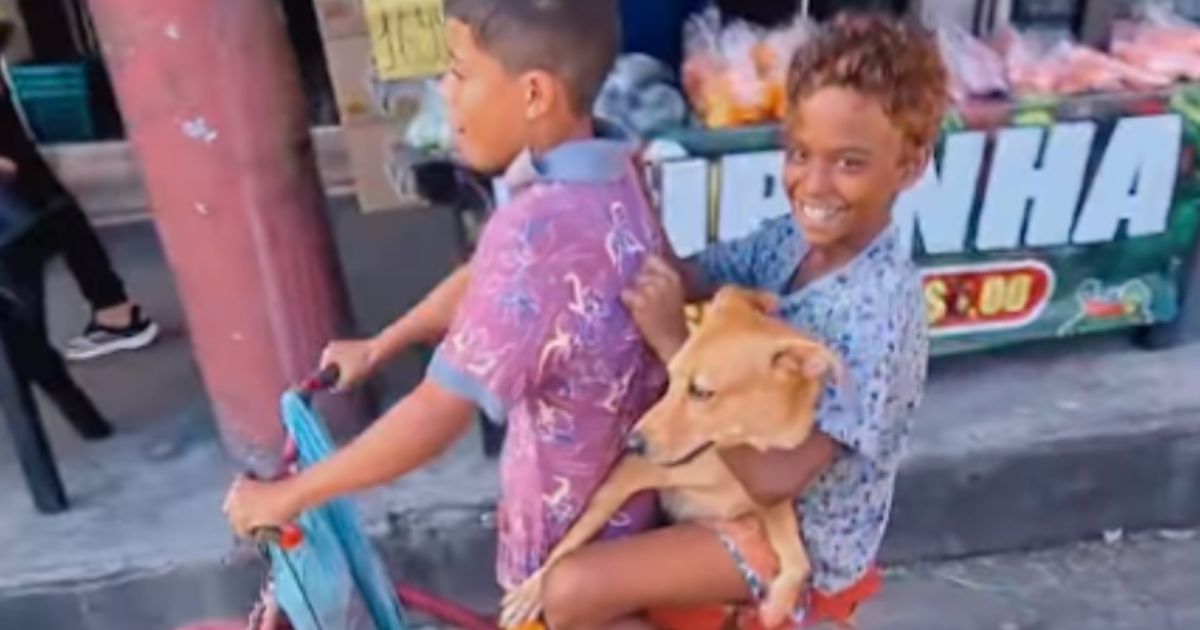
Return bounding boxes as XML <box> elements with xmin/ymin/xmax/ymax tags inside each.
<box><xmin>404</xmin><ymin>79</ymin><xmax>453</xmax><ymax>154</ymax></box>
<box><xmin>993</xmin><ymin>27</ymin><xmax>1169</xmax><ymax>96</ymax></box>
<box><xmin>992</xmin><ymin>27</ymin><xmax>1066</xmax><ymax>95</ymax></box>
<box><xmin>756</xmin><ymin>15</ymin><xmax>816</xmax><ymax>117</ymax></box>
<box><xmin>682</xmin><ymin>8</ymin><xmax>813</xmax><ymax>128</ymax></box>
<box><xmin>682</xmin><ymin>10</ymin><xmax>764</xmax><ymax>128</ymax></box>
<box><xmin>595</xmin><ymin>53</ymin><xmax>688</xmax><ymax>137</ymax></box>
<box><xmin>934</xmin><ymin>23</ymin><xmax>1009</xmax><ymax>102</ymax></box>
<box><xmin>1056</xmin><ymin>41</ymin><xmax>1169</xmax><ymax>94</ymax></box>
<box><xmin>1112</xmin><ymin>2</ymin><xmax>1200</xmax><ymax>81</ymax></box>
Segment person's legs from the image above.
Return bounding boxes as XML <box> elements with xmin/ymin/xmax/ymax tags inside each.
<box><xmin>33</xmin><ymin>201</ymin><xmax>159</xmax><ymax>360</ymax></box>
<box><xmin>39</xmin><ymin>199</ymin><xmax>129</xmax><ymax>311</ymax></box>
<box><xmin>540</xmin><ymin>523</ymin><xmax>753</xmax><ymax>630</ymax></box>
<box><xmin>0</xmin><ymin>241</ymin><xmax>111</xmax><ymax>439</ymax></box>
<box><xmin>2</xmin><ymin>76</ymin><xmax>154</xmax><ymax>358</ymax></box>
<box><xmin>1</xmin><ymin>100</ymin><xmax>133</xmax><ymax>316</ymax></box>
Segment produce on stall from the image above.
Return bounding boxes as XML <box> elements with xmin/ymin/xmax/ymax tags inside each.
<box><xmin>678</xmin><ymin>2</ymin><xmax>1200</xmax><ymax>114</ymax></box>
<box><xmin>1113</xmin><ymin>3</ymin><xmax>1200</xmax><ymax>80</ymax></box>
<box><xmin>935</xmin><ymin>22</ymin><xmax>1010</xmax><ymax>102</ymax></box>
<box><xmin>680</xmin><ymin>8</ymin><xmax>814</xmax><ymax>128</ymax></box>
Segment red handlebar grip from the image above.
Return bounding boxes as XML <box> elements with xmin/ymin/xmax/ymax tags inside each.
<box><xmin>278</xmin><ymin>524</ymin><xmax>304</xmax><ymax>551</ymax></box>
<box><xmin>252</xmin><ymin>524</ymin><xmax>304</xmax><ymax>551</ymax></box>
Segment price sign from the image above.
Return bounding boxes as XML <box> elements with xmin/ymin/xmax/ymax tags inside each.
<box><xmin>923</xmin><ymin>260</ymin><xmax>1055</xmax><ymax>336</ymax></box>
<box><xmin>678</xmin><ymin>261</ymin><xmax>1054</xmax><ymax>340</ymax></box>
<box><xmin>364</xmin><ymin>0</ymin><xmax>449</xmax><ymax>80</ymax></box>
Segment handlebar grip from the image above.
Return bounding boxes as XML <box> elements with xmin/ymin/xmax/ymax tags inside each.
<box><xmin>297</xmin><ymin>364</ymin><xmax>341</xmax><ymax>394</ymax></box>
<box><xmin>252</xmin><ymin>524</ymin><xmax>304</xmax><ymax>551</ymax></box>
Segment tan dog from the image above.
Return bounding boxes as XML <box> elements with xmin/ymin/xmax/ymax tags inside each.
<box><xmin>501</xmin><ymin>286</ymin><xmax>838</xmax><ymax>628</ymax></box>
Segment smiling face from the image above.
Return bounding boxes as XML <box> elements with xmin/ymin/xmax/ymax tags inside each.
<box><xmin>629</xmin><ymin>287</ymin><xmax>836</xmax><ymax>467</ymax></box>
<box><xmin>783</xmin><ymin>86</ymin><xmax>920</xmax><ymax>249</ymax></box>
<box><xmin>781</xmin><ymin>13</ymin><xmax>949</xmax><ymax>251</ymax></box>
<box><xmin>439</xmin><ymin>19</ymin><xmax>530</xmax><ymax>174</ymax></box>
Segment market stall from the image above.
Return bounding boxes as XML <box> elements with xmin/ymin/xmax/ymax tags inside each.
<box><xmin>637</xmin><ymin>0</ymin><xmax>1200</xmax><ymax>355</ymax></box>
<box><xmin>653</xmin><ymin>85</ymin><xmax>1200</xmax><ymax>354</ymax></box>
<box><xmin>321</xmin><ymin>0</ymin><xmax>1200</xmax><ymax>356</ymax></box>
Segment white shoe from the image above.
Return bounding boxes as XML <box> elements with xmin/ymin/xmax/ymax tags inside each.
<box><xmin>65</xmin><ymin>306</ymin><xmax>160</xmax><ymax>361</ymax></box>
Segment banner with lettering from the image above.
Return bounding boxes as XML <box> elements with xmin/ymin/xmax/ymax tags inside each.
<box><xmin>655</xmin><ymin>84</ymin><xmax>1200</xmax><ymax>355</ymax></box>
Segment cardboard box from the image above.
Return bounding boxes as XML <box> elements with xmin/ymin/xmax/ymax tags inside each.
<box><xmin>319</xmin><ymin>1</ymin><xmax>444</xmax><ymax>213</ymax></box>
<box><xmin>323</xmin><ymin>35</ymin><xmax>426</xmax><ymax>125</ymax></box>
<box><xmin>340</xmin><ymin>120</ymin><xmax>423</xmax><ymax>212</ymax></box>
<box><xmin>312</xmin><ymin>0</ymin><xmax>368</xmax><ymax>40</ymax></box>
<box><xmin>323</xmin><ymin>36</ymin><xmax>386</xmax><ymax>125</ymax></box>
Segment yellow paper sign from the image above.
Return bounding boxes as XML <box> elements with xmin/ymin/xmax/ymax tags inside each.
<box><xmin>365</xmin><ymin>0</ymin><xmax>448</xmax><ymax>80</ymax></box>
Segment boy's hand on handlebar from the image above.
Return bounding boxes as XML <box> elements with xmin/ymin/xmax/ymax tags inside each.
<box><xmin>320</xmin><ymin>338</ymin><xmax>380</xmax><ymax>391</ymax></box>
<box><xmin>223</xmin><ymin>475</ymin><xmax>304</xmax><ymax>539</ymax></box>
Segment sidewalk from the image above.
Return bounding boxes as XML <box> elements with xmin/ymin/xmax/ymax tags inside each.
<box><xmin>1</xmin><ymin>201</ymin><xmax>1198</xmax><ymax>629</ymax></box>
<box><xmin>861</xmin><ymin>529</ymin><xmax>1200</xmax><ymax>630</ymax></box>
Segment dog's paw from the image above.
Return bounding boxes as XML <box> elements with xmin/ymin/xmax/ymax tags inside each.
<box><xmin>758</xmin><ymin>580</ymin><xmax>803</xmax><ymax>629</ymax></box>
<box><xmin>758</xmin><ymin>602</ymin><xmax>791</xmax><ymax>630</ymax></box>
<box><xmin>500</xmin><ymin>571</ymin><xmax>546</xmax><ymax>629</ymax></box>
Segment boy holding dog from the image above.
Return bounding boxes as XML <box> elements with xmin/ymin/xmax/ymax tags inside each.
<box><xmin>227</xmin><ymin>3</ymin><xmax>946</xmax><ymax>629</ymax></box>
<box><xmin>225</xmin><ymin>0</ymin><xmax>667</xmax><ymax>599</ymax></box>
<box><xmin>511</xmin><ymin>13</ymin><xmax>949</xmax><ymax>630</ymax></box>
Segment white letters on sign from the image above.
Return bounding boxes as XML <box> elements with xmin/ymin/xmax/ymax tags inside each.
<box><xmin>715</xmin><ymin>152</ymin><xmax>791</xmax><ymax>241</ymax></box>
<box><xmin>893</xmin><ymin>132</ymin><xmax>986</xmax><ymax>254</ymax></box>
<box><xmin>656</xmin><ymin>150</ymin><xmax>793</xmax><ymax>257</ymax></box>
<box><xmin>976</xmin><ymin>122</ymin><xmax>1096</xmax><ymax>250</ymax></box>
<box><xmin>658</xmin><ymin>114</ymin><xmax>1183</xmax><ymax>256</ymax></box>
<box><xmin>659</xmin><ymin>160</ymin><xmax>710</xmax><ymax>257</ymax></box>
<box><xmin>1072</xmin><ymin>115</ymin><xmax>1182</xmax><ymax>244</ymax></box>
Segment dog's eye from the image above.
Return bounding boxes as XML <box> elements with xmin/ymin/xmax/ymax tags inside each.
<box><xmin>687</xmin><ymin>380</ymin><xmax>715</xmax><ymax>402</ymax></box>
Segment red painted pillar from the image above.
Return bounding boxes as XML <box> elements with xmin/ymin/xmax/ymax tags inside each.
<box><xmin>86</xmin><ymin>0</ymin><xmax>364</xmax><ymax>469</ymax></box>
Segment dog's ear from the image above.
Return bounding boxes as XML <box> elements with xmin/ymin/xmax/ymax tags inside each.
<box><xmin>771</xmin><ymin>339</ymin><xmax>840</xmax><ymax>382</ymax></box>
<box><xmin>764</xmin><ymin>338</ymin><xmax>838</xmax><ymax>450</ymax></box>
<box><xmin>712</xmin><ymin>286</ymin><xmax>779</xmax><ymax>316</ymax></box>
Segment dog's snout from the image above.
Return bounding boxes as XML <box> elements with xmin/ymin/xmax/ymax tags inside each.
<box><xmin>626</xmin><ymin>432</ymin><xmax>648</xmax><ymax>456</ymax></box>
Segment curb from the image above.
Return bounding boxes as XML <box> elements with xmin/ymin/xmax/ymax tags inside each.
<box><xmin>885</xmin><ymin>409</ymin><xmax>1200</xmax><ymax>562</ymax></box>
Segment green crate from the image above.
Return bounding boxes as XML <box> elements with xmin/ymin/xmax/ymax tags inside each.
<box><xmin>8</xmin><ymin>62</ymin><xmax>97</xmax><ymax>143</ymax></box>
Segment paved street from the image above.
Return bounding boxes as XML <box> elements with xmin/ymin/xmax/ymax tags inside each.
<box><xmin>860</xmin><ymin>530</ymin><xmax>1200</xmax><ymax>630</ymax></box>
<box><xmin>405</xmin><ymin>531</ymin><xmax>1200</xmax><ymax>630</ymax></box>
<box><xmin>403</xmin><ymin>531</ymin><xmax>1200</xmax><ymax>630</ymax></box>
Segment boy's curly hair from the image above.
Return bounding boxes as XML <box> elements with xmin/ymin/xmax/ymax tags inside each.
<box><xmin>787</xmin><ymin>13</ymin><xmax>949</xmax><ymax>154</ymax></box>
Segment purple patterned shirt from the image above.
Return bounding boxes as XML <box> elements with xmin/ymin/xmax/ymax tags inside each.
<box><xmin>428</xmin><ymin>136</ymin><xmax>667</xmax><ymax>590</ymax></box>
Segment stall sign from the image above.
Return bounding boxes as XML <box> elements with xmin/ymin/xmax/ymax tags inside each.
<box><xmin>364</xmin><ymin>0</ymin><xmax>448</xmax><ymax>80</ymax></box>
<box><xmin>656</xmin><ymin>87</ymin><xmax>1200</xmax><ymax>354</ymax></box>
<box><xmin>922</xmin><ymin>260</ymin><xmax>1055</xmax><ymax>336</ymax></box>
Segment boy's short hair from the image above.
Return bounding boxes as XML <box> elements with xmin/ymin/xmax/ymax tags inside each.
<box><xmin>445</xmin><ymin>0</ymin><xmax>619</xmax><ymax>114</ymax></box>
<box><xmin>787</xmin><ymin>13</ymin><xmax>949</xmax><ymax>155</ymax></box>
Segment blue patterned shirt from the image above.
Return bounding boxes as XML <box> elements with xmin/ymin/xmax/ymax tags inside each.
<box><xmin>695</xmin><ymin>215</ymin><xmax>928</xmax><ymax>593</ymax></box>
